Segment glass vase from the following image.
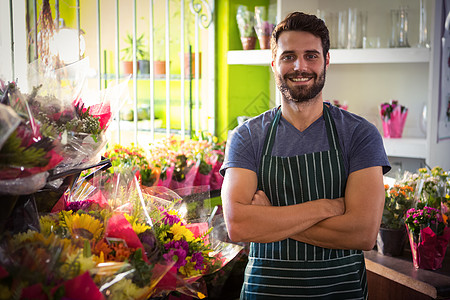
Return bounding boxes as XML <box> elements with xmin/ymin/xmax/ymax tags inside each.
<box><xmin>417</xmin><ymin>0</ymin><xmax>430</xmax><ymax>48</ymax></box>
<box><xmin>397</xmin><ymin>7</ymin><xmax>410</xmax><ymax>47</ymax></box>
<box><xmin>389</xmin><ymin>9</ymin><xmax>398</xmax><ymax>48</ymax></box>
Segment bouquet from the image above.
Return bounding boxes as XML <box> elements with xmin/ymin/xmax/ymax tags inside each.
<box><xmin>147</xmin><ymin>135</ymin><xmax>225</xmax><ymax>193</ymax></box>
<box><xmin>379</xmin><ymin>100</ymin><xmax>408</xmax><ymax>138</ymax></box>
<box><xmin>382</xmin><ymin>183</ymin><xmax>414</xmax><ymax>230</ymax></box>
<box><xmin>405</xmin><ymin>205</ymin><xmax>450</xmax><ymax>270</ymax></box>
<box><xmin>104</xmin><ymin>144</ymin><xmax>159</xmax><ymax>187</ymax></box>
<box><xmin>402</xmin><ymin>167</ymin><xmax>449</xmax><ymax>209</ymax></box>
<box><xmin>0</xmin><ymin>59</ymin><xmax>129</xmax><ymax>195</ymax></box>
<box><xmin>0</xmin><ymin>169</ymin><xmax>173</xmax><ymax>299</ymax></box>
<box><xmin>146</xmin><ymin>187</ymin><xmax>243</xmax><ymax>299</ymax></box>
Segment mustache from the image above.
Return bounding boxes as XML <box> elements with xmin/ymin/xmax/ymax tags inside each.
<box><xmin>284</xmin><ymin>71</ymin><xmax>316</xmax><ymax>79</ymax></box>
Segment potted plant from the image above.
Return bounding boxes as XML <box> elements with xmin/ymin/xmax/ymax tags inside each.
<box><xmin>121</xmin><ymin>33</ymin><xmax>146</xmax><ymax>74</ymax></box>
<box><xmin>236</xmin><ymin>5</ymin><xmax>256</xmax><ymax>50</ymax></box>
<box><xmin>405</xmin><ymin>205</ymin><xmax>450</xmax><ymax>270</ymax></box>
<box><xmin>377</xmin><ymin>183</ymin><xmax>414</xmax><ymax>256</ymax></box>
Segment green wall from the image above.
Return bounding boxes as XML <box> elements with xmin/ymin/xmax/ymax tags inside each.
<box><xmin>215</xmin><ymin>0</ymin><xmax>272</xmax><ymax>141</ymax></box>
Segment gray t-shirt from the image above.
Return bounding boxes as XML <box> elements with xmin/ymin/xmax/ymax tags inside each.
<box><xmin>221</xmin><ymin>104</ymin><xmax>391</xmax><ymax>178</ymax></box>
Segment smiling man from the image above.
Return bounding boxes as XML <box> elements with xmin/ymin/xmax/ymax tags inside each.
<box><xmin>220</xmin><ymin>12</ymin><xmax>391</xmax><ymax>299</ymax></box>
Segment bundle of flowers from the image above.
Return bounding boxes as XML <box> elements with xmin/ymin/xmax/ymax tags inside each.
<box><xmin>144</xmin><ymin>187</ymin><xmax>243</xmax><ymax>299</ymax></box>
<box><xmin>379</xmin><ymin>100</ymin><xmax>408</xmax><ymax>138</ymax></box>
<box><xmin>0</xmin><ymin>81</ymin><xmax>64</xmax><ymax>194</ymax></box>
<box><xmin>104</xmin><ymin>144</ymin><xmax>159</xmax><ymax>187</ymax></box>
<box><xmin>405</xmin><ymin>205</ymin><xmax>450</xmax><ymax>270</ymax></box>
<box><xmin>382</xmin><ymin>183</ymin><xmax>414</xmax><ymax>230</ymax></box>
<box><xmin>401</xmin><ymin>167</ymin><xmax>449</xmax><ymax>209</ymax></box>
<box><xmin>0</xmin><ymin>60</ymin><xmax>129</xmax><ymax>195</ymax></box>
<box><xmin>105</xmin><ymin>134</ymin><xmax>226</xmax><ymax>193</ymax></box>
<box><xmin>0</xmin><ymin>171</ymin><xmax>173</xmax><ymax>300</ymax></box>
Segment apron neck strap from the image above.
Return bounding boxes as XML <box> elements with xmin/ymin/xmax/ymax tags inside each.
<box><xmin>262</xmin><ymin>103</ymin><xmax>343</xmax><ymax>156</ymax></box>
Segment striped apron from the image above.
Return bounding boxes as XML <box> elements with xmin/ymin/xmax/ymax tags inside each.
<box><xmin>241</xmin><ymin>104</ymin><xmax>368</xmax><ymax>299</ymax></box>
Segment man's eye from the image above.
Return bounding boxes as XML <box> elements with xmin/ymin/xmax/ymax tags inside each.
<box><xmin>306</xmin><ymin>54</ymin><xmax>318</xmax><ymax>59</ymax></box>
<box><xmin>282</xmin><ymin>55</ymin><xmax>294</xmax><ymax>61</ymax></box>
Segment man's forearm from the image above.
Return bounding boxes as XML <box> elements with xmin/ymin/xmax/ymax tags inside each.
<box><xmin>224</xmin><ymin>199</ymin><xmax>343</xmax><ymax>243</ymax></box>
<box><xmin>290</xmin><ymin>211</ymin><xmax>381</xmax><ymax>250</ymax></box>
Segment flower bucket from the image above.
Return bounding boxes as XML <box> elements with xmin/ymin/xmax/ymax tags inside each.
<box><xmin>407</xmin><ymin>226</ymin><xmax>450</xmax><ymax>270</ymax></box>
<box><xmin>377</xmin><ymin>226</ymin><xmax>407</xmax><ymax>256</ymax></box>
<box><xmin>380</xmin><ymin>101</ymin><xmax>408</xmax><ymax>138</ymax></box>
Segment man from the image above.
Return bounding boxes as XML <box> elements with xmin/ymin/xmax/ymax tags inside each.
<box><xmin>220</xmin><ymin>12</ymin><xmax>391</xmax><ymax>299</ymax></box>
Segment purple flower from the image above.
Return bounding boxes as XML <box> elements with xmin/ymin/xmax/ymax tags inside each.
<box><xmin>191</xmin><ymin>251</ymin><xmax>205</xmax><ymax>270</ymax></box>
<box><xmin>164</xmin><ymin>239</ymin><xmax>189</xmax><ymax>252</ymax></box>
<box><xmin>65</xmin><ymin>200</ymin><xmax>95</xmax><ymax>212</ymax></box>
<box><xmin>163</xmin><ymin>240</ymin><xmax>190</xmax><ymax>268</ymax></box>
<box><xmin>163</xmin><ymin>248</ymin><xmax>187</xmax><ymax>268</ymax></box>
<box><xmin>161</xmin><ymin>211</ymin><xmax>182</xmax><ymax>226</ymax></box>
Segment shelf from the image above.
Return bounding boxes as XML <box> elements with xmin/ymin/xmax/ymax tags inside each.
<box><xmin>382</xmin><ymin>138</ymin><xmax>427</xmax><ymax>159</ymax></box>
<box><xmin>227</xmin><ymin>48</ymin><xmax>431</xmax><ymax>65</ymax></box>
<box><xmin>101</xmin><ymin>73</ymin><xmax>200</xmax><ymax>80</ymax></box>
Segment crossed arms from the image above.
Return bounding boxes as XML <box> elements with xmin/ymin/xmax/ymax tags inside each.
<box><xmin>221</xmin><ymin>166</ymin><xmax>385</xmax><ymax>251</ymax></box>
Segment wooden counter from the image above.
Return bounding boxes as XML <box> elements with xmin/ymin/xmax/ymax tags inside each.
<box><xmin>364</xmin><ymin>248</ymin><xmax>450</xmax><ymax>300</ymax></box>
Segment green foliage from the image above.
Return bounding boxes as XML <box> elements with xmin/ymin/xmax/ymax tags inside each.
<box><xmin>128</xmin><ymin>249</ymin><xmax>154</xmax><ymax>288</ymax></box>
<box><xmin>0</xmin><ymin>130</ymin><xmax>51</xmax><ymax>168</ymax></box>
<box><xmin>121</xmin><ymin>33</ymin><xmax>147</xmax><ymax>61</ymax></box>
<box><xmin>382</xmin><ymin>184</ymin><xmax>414</xmax><ymax>229</ymax></box>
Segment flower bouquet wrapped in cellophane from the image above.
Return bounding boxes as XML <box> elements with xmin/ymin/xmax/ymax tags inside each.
<box><xmin>142</xmin><ymin>185</ymin><xmax>243</xmax><ymax>299</ymax></box>
<box><xmin>0</xmin><ymin>167</ymin><xmax>174</xmax><ymax>300</ymax></box>
<box><xmin>0</xmin><ymin>58</ymin><xmax>129</xmax><ymax>196</ymax></box>
<box><xmin>103</xmin><ymin>144</ymin><xmax>160</xmax><ymax>188</ymax></box>
<box><xmin>405</xmin><ymin>204</ymin><xmax>450</xmax><ymax>270</ymax></box>
<box><xmin>147</xmin><ymin>134</ymin><xmax>226</xmax><ymax>195</ymax></box>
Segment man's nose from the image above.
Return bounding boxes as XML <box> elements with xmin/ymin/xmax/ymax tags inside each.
<box><xmin>293</xmin><ymin>57</ymin><xmax>307</xmax><ymax>71</ymax></box>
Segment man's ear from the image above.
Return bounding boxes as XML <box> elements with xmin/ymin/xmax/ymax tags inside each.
<box><xmin>325</xmin><ymin>52</ymin><xmax>330</xmax><ymax>70</ymax></box>
<box><xmin>271</xmin><ymin>60</ymin><xmax>275</xmax><ymax>72</ymax></box>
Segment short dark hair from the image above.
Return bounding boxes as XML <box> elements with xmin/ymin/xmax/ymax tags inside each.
<box><xmin>271</xmin><ymin>12</ymin><xmax>330</xmax><ymax>61</ymax></box>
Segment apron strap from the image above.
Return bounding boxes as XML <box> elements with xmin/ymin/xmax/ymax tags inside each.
<box><xmin>262</xmin><ymin>106</ymin><xmax>281</xmax><ymax>157</ymax></box>
<box><xmin>258</xmin><ymin>103</ymin><xmax>347</xmax><ymax>189</ymax></box>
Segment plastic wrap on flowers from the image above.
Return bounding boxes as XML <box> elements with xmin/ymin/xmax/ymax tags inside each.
<box><xmin>0</xmin><ymin>82</ymin><xmax>63</xmax><ymax>195</ymax></box>
<box><xmin>0</xmin><ymin>60</ymin><xmax>129</xmax><ymax>195</ymax></box>
<box><xmin>103</xmin><ymin>144</ymin><xmax>160</xmax><ymax>188</ymax></box>
<box><xmin>142</xmin><ymin>186</ymin><xmax>243</xmax><ymax>299</ymax></box>
<box><xmin>407</xmin><ymin>226</ymin><xmax>450</xmax><ymax>270</ymax></box>
<box><xmin>27</xmin><ymin>58</ymin><xmax>129</xmax><ymax>177</ymax></box>
<box><xmin>0</xmin><ymin>167</ymin><xmax>174</xmax><ymax>300</ymax></box>
<box><xmin>405</xmin><ymin>206</ymin><xmax>450</xmax><ymax>270</ymax></box>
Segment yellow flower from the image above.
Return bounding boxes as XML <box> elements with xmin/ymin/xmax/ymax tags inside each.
<box><xmin>60</xmin><ymin>249</ymin><xmax>97</xmax><ymax>278</ymax></box>
<box><xmin>39</xmin><ymin>215</ymin><xmax>57</xmax><ymax>236</ymax></box>
<box><xmin>0</xmin><ymin>284</ymin><xmax>11</xmax><ymax>300</ymax></box>
<box><xmin>170</xmin><ymin>223</ymin><xmax>194</xmax><ymax>242</ymax></box>
<box><xmin>124</xmin><ymin>213</ymin><xmax>151</xmax><ymax>235</ymax></box>
<box><xmin>107</xmin><ymin>278</ymin><xmax>149</xmax><ymax>300</ymax></box>
<box><xmin>62</xmin><ymin>211</ymin><xmax>104</xmax><ymax>240</ymax></box>
<box><xmin>10</xmin><ymin>230</ymin><xmax>39</xmax><ymax>247</ymax></box>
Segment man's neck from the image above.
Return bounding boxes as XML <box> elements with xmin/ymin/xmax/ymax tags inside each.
<box><xmin>281</xmin><ymin>97</ymin><xmax>324</xmax><ymax>132</ymax></box>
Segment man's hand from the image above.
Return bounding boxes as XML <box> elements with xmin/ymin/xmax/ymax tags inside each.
<box><xmin>251</xmin><ymin>190</ymin><xmax>272</xmax><ymax>206</ymax></box>
<box><xmin>251</xmin><ymin>191</ymin><xmax>345</xmax><ymax>217</ymax></box>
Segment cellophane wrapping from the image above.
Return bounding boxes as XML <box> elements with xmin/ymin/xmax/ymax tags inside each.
<box><xmin>0</xmin><ymin>58</ymin><xmax>129</xmax><ymax>196</ymax></box>
<box><xmin>0</xmin><ymin>167</ymin><xmax>174</xmax><ymax>300</ymax></box>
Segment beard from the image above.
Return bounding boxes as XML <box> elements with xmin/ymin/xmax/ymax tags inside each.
<box><xmin>275</xmin><ymin>67</ymin><xmax>326</xmax><ymax>103</ymax></box>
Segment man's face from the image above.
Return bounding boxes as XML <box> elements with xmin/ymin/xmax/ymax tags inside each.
<box><xmin>272</xmin><ymin>30</ymin><xmax>329</xmax><ymax>103</ymax></box>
